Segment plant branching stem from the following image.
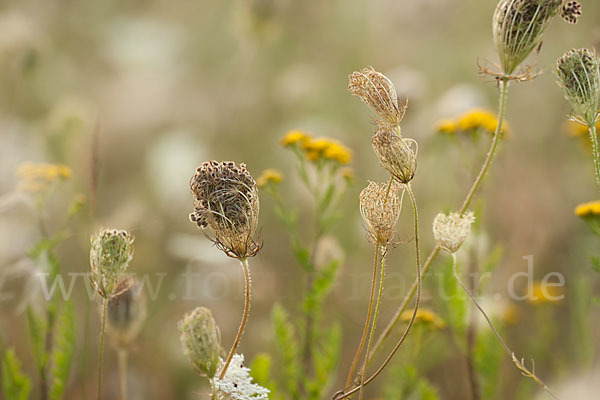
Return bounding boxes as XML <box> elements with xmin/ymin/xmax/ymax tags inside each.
<box><xmin>588</xmin><ymin>123</ymin><xmax>600</xmax><ymax>188</ymax></box>
<box><xmin>97</xmin><ymin>298</ymin><xmax>108</xmax><ymax>400</ymax></box>
<box><xmin>219</xmin><ymin>258</ymin><xmax>251</xmax><ymax>380</ymax></box>
<box><xmin>367</xmin><ymin>78</ymin><xmax>510</xmax><ymax>363</ymax></box>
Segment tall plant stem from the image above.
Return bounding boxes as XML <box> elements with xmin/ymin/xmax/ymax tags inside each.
<box><xmin>367</xmin><ymin>78</ymin><xmax>510</xmax><ymax>363</ymax></box>
<box><xmin>358</xmin><ymin>246</ymin><xmax>386</xmax><ymax>400</ymax></box>
<box><xmin>219</xmin><ymin>258</ymin><xmax>251</xmax><ymax>379</ymax></box>
<box><xmin>118</xmin><ymin>348</ymin><xmax>128</xmax><ymax>400</ymax></box>
<box><xmin>450</xmin><ymin>253</ymin><xmax>560</xmax><ymax>400</ymax></box>
<box><xmin>465</xmin><ymin>249</ymin><xmax>481</xmax><ymax>400</ymax></box>
<box><xmin>344</xmin><ymin>245</ymin><xmax>381</xmax><ymax>389</ymax></box>
<box><xmin>334</xmin><ymin>183</ymin><xmax>421</xmax><ymax>400</ymax></box>
<box><xmin>97</xmin><ymin>298</ymin><xmax>108</xmax><ymax>400</ymax></box>
<box><xmin>588</xmin><ymin>123</ymin><xmax>600</xmax><ymax>188</ymax></box>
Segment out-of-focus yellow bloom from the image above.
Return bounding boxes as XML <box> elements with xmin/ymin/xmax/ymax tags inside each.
<box><xmin>575</xmin><ymin>200</ymin><xmax>600</xmax><ymax>217</ymax></box>
<box><xmin>502</xmin><ymin>303</ymin><xmax>520</xmax><ymax>325</ymax></box>
<box><xmin>280</xmin><ymin>130</ymin><xmax>311</xmax><ymax>147</ymax></box>
<box><xmin>400</xmin><ymin>308</ymin><xmax>446</xmax><ymax>329</ymax></box>
<box><xmin>256</xmin><ymin>168</ymin><xmax>283</xmax><ymax>188</ymax></box>
<box><xmin>436</xmin><ymin>108</ymin><xmax>509</xmax><ymax>137</ymax></box>
<box><xmin>16</xmin><ymin>162</ymin><xmax>72</xmax><ymax>193</ymax></box>
<box><xmin>566</xmin><ymin>120</ymin><xmax>599</xmax><ymax>152</ymax></box>
<box><xmin>323</xmin><ymin>142</ymin><xmax>352</xmax><ymax>164</ymax></box>
<box><xmin>528</xmin><ymin>282</ymin><xmax>565</xmax><ymax>305</ymax></box>
<box><xmin>302</xmin><ymin>137</ymin><xmax>352</xmax><ymax>164</ymax></box>
<box><xmin>340</xmin><ymin>167</ymin><xmax>354</xmax><ymax>181</ymax></box>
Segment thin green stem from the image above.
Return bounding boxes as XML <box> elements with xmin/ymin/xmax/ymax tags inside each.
<box><xmin>367</xmin><ymin>78</ymin><xmax>510</xmax><ymax>363</ymax></box>
<box><xmin>450</xmin><ymin>253</ymin><xmax>560</xmax><ymax>400</ymax></box>
<box><xmin>97</xmin><ymin>298</ymin><xmax>108</xmax><ymax>400</ymax></box>
<box><xmin>358</xmin><ymin>246</ymin><xmax>386</xmax><ymax>400</ymax></box>
<box><xmin>219</xmin><ymin>258</ymin><xmax>251</xmax><ymax>380</ymax></box>
<box><xmin>118</xmin><ymin>348</ymin><xmax>128</xmax><ymax>400</ymax></box>
<box><xmin>344</xmin><ymin>245</ymin><xmax>381</xmax><ymax>389</ymax></box>
<box><xmin>588</xmin><ymin>123</ymin><xmax>600</xmax><ymax>188</ymax></box>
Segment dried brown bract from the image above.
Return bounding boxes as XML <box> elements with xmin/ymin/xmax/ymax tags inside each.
<box><xmin>372</xmin><ymin>126</ymin><xmax>417</xmax><ymax>184</ymax></box>
<box><xmin>359</xmin><ymin>181</ymin><xmax>404</xmax><ymax>245</ymax></box>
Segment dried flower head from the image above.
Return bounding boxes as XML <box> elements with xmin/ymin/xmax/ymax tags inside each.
<box><xmin>556</xmin><ymin>48</ymin><xmax>600</xmax><ymax>125</ymax></box>
<box><xmin>372</xmin><ymin>125</ymin><xmax>418</xmax><ymax>184</ymax></box>
<box><xmin>90</xmin><ymin>229</ymin><xmax>134</xmax><ymax>298</ymax></box>
<box><xmin>215</xmin><ymin>354</ymin><xmax>270</xmax><ymax>400</ymax></box>
<box><xmin>189</xmin><ymin>161</ymin><xmax>260</xmax><ymax>259</ymax></box>
<box><xmin>178</xmin><ymin>307</ymin><xmax>222</xmax><ymax>378</ymax></box>
<box><xmin>493</xmin><ymin>0</ymin><xmax>565</xmax><ymax>75</ymax></box>
<box><xmin>359</xmin><ymin>181</ymin><xmax>404</xmax><ymax>245</ymax></box>
<box><xmin>106</xmin><ymin>278</ymin><xmax>147</xmax><ymax>348</ymax></box>
<box><xmin>560</xmin><ymin>1</ymin><xmax>582</xmax><ymax>24</ymax></box>
<box><xmin>348</xmin><ymin>67</ymin><xmax>406</xmax><ymax>126</ymax></box>
<box><xmin>433</xmin><ymin>211</ymin><xmax>475</xmax><ymax>253</ymax></box>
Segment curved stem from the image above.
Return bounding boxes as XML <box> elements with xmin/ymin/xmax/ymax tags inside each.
<box><xmin>344</xmin><ymin>245</ymin><xmax>381</xmax><ymax>389</ymax></box>
<box><xmin>450</xmin><ymin>253</ymin><xmax>560</xmax><ymax>400</ymax></box>
<box><xmin>358</xmin><ymin>246</ymin><xmax>387</xmax><ymax>400</ymax></box>
<box><xmin>118</xmin><ymin>348</ymin><xmax>128</xmax><ymax>400</ymax></box>
<box><xmin>97</xmin><ymin>298</ymin><xmax>108</xmax><ymax>400</ymax></box>
<box><xmin>588</xmin><ymin>123</ymin><xmax>600</xmax><ymax>189</ymax></box>
<box><xmin>367</xmin><ymin>78</ymin><xmax>510</xmax><ymax>363</ymax></box>
<box><xmin>219</xmin><ymin>258</ymin><xmax>251</xmax><ymax>379</ymax></box>
<box><xmin>334</xmin><ymin>183</ymin><xmax>421</xmax><ymax>400</ymax></box>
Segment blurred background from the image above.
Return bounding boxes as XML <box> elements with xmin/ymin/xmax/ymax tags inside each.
<box><xmin>1</xmin><ymin>0</ymin><xmax>600</xmax><ymax>399</ymax></box>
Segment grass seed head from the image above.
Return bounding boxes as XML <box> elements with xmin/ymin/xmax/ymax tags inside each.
<box><xmin>433</xmin><ymin>211</ymin><xmax>475</xmax><ymax>253</ymax></box>
<box><xmin>178</xmin><ymin>307</ymin><xmax>222</xmax><ymax>378</ymax></box>
<box><xmin>372</xmin><ymin>125</ymin><xmax>417</xmax><ymax>184</ymax></box>
<box><xmin>189</xmin><ymin>161</ymin><xmax>260</xmax><ymax>259</ymax></box>
<box><xmin>90</xmin><ymin>229</ymin><xmax>134</xmax><ymax>298</ymax></box>
<box><xmin>359</xmin><ymin>181</ymin><xmax>403</xmax><ymax>245</ymax></box>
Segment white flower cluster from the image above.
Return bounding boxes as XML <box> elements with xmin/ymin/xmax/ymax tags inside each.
<box><xmin>215</xmin><ymin>354</ymin><xmax>269</xmax><ymax>400</ymax></box>
<box><xmin>433</xmin><ymin>211</ymin><xmax>475</xmax><ymax>253</ymax></box>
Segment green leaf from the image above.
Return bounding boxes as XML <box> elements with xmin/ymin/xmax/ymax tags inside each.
<box><xmin>474</xmin><ymin>328</ymin><xmax>504</xmax><ymax>400</ymax></box>
<box><xmin>591</xmin><ymin>256</ymin><xmax>600</xmax><ymax>273</ymax></box>
<box><xmin>272</xmin><ymin>304</ymin><xmax>301</xmax><ymax>399</ymax></box>
<box><xmin>1</xmin><ymin>348</ymin><xmax>32</xmax><ymax>400</ymax></box>
<box><xmin>26</xmin><ymin>307</ymin><xmax>48</xmax><ymax>372</ymax></box>
<box><xmin>306</xmin><ymin>322</ymin><xmax>341</xmax><ymax>399</ymax></box>
<box><xmin>49</xmin><ymin>301</ymin><xmax>76</xmax><ymax>400</ymax></box>
<box><xmin>440</xmin><ymin>258</ymin><xmax>468</xmax><ymax>338</ymax></box>
<box><xmin>302</xmin><ymin>260</ymin><xmax>340</xmax><ymax>318</ymax></box>
<box><xmin>417</xmin><ymin>379</ymin><xmax>440</xmax><ymax>400</ymax></box>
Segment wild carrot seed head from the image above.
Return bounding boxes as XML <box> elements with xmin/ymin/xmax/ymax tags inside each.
<box><xmin>433</xmin><ymin>211</ymin><xmax>475</xmax><ymax>253</ymax></box>
<box><xmin>178</xmin><ymin>307</ymin><xmax>222</xmax><ymax>378</ymax></box>
<box><xmin>189</xmin><ymin>161</ymin><xmax>260</xmax><ymax>259</ymax></box>
<box><xmin>359</xmin><ymin>181</ymin><xmax>403</xmax><ymax>245</ymax></box>
<box><xmin>372</xmin><ymin>125</ymin><xmax>417</xmax><ymax>184</ymax></box>
<box><xmin>90</xmin><ymin>229</ymin><xmax>134</xmax><ymax>298</ymax></box>
<box><xmin>560</xmin><ymin>1</ymin><xmax>582</xmax><ymax>24</ymax></box>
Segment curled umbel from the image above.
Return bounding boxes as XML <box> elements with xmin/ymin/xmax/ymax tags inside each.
<box><xmin>190</xmin><ymin>161</ymin><xmax>260</xmax><ymax>259</ymax></box>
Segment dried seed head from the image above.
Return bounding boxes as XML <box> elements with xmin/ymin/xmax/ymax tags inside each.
<box><xmin>493</xmin><ymin>0</ymin><xmax>564</xmax><ymax>75</ymax></box>
<box><xmin>556</xmin><ymin>48</ymin><xmax>600</xmax><ymax>125</ymax></box>
<box><xmin>433</xmin><ymin>211</ymin><xmax>475</xmax><ymax>253</ymax></box>
<box><xmin>178</xmin><ymin>307</ymin><xmax>222</xmax><ymax>378</ymax></box>
<box><xmin>90</xmin><ymin>229</ymin><xmax>134</xmax><ymax>298</ymax></box>
<box><xmin>561</xmin><ymin>1</ymin><xmax>582</xmax><ymax>24</ymax></box>
<box><xmin>348</xmin><ymin>67</ymin><xmax>406</xmax><ymax>126</ymax></box>
<box><xmin>372</xmin><ymin>126</ymin><xmax>418</xmax><ymax>184</ymax></box>
<box><xmin>359</xmin><ymin>181</ymin><xmax>404</xmax><ymax>245</ymax></box>
<box><xmin>106</xmin><ymin>278</ymin><xmax>147</xmax><ymax>348</ymax></box>
<box><xmin>189</xmin><ymin>161</ymin><xmax>260</xmax><ymax>259</ymax></box>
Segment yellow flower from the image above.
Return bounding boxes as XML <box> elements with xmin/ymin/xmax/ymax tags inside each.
<box><xmin>280</xmin><ymin>130</ymin><xmax>311</xmax><ymax>147</ymax></box>
<box><xmin>256</xmin><ymin>169</ymin><xmax>283</xmax><ymax>188</ymax></box>
<box><xmin>323</xmin><ymin>142</ymin><xmax>352</xmax><ymax>164</ymax></box>
<box><xmin>301</xmin><ymin>137</ymin><xmax>353</xmax><ymax>164</ymax></box>
<box><xmin>16</xmin><ymin>162</ymin><xmax>72</xmax><ymax>193</ymax></box>
<box><xmin>435</xmin><ymin>119</ymin><xmax>457</xmax><ymax>134</ymax></box>
<box><xmin>400</xmin><ymin>308</ymin><xmax>445</xmax><ymax>329</ymax></box>
<box><xmin>528</xmin><ymin>282</ymin><xmax>565</xmax><ymax>305</ymax></box>
<box><xmin>575</xmin><ymin>200</ymin><xmax>600</xmax><ymax>217</ymax></box>
<box><xmin>302</xmin><ymin>137</ymin><xmax>332</xmax><ymax>153</ymax></box>
<box><xmin>436</xmin><ymin>109</ymin><xmax>509</xmax><ymax>137</ymax></box>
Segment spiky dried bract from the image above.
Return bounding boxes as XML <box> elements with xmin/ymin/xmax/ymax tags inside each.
<box><xmin>561</xmin><ymin>1</ymin><xmax>582</xmax><ymax>24</ymax></box>
<box><xmin>189</xmin><ymin>161</ymin><xmax>260</xmax><ymax>259</ymax></box>
<box><xmin>106</xmin><ymin>278</ymin><xmax>147</xmax><ymax>348</ymax></box>
<box><xmin>556</xmin><ymin>48</ymin><xmax>600</xmax><ymax>125</ymax></box>
<box><xmin>348</xmin><ymin>67</ymin><xmax>406</xmax><ymax>126</ymax></box>
<box><xmin>359</xmin><ymin>181</ymin><xmax>404</xmax><ymax>245</ymax></box>
<box><xmin>215</xmin><ymin>354</ymin><xmax>270</xmax><ymax>400</ymax></box>
<box><xmin>90</xmin><ymin>229</ymin><xmax>134</xmax><ymax>298</ymax></box>
<box><xmin>372</xmin><ymin>126</ymin><xmax>417</xmax><ymax>184</ymax></box>
<box><xmin>178</xmin><ymin>307</ymin><xmax>222</xmax><ymax>378</ymax></box>
<box><xmin>433</xmin><ymin>211</ymin><xmax>475</xmax><ymax>253</ymax></box>
<box><xmin>493</xmin><ymin>0</ymin><xmax>564</xmax><ymax>75</ymax></box>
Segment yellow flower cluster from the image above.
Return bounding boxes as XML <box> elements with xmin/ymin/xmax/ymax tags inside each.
<box><xmin>436</xmin><ymin>109</ymin><xmax>509</xmax><ymax>137</ymax></box>
<box><xmin>574</xmin><ymin>200</ymin><xmax>600</xmax><ymax>217</ymax></box>
<box><xmin>400</xmin><ymin>308</ymin><xmax>446</xmax><ymax>329</ymax></box>
<box><xmin>528</xmin><ymin>282</ymin><xmax>565</xmax><ymax>305</ymax></box>
<box><xmin>256</xmin><ymin>168</ymin><xmax>283</xmax><ymax>188</ymax></box>
<box><xmin>280</xmin><ymin>130</ymin><xmax>353</xmax><ymax>164</ymax></box>
<box><xmin>16</xmin><ymin>162</ymin><xmax>72</xmax><ymax>192</ymax></box>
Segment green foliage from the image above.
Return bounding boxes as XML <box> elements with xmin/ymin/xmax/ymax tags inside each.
<box><xmin>440</xmin><ymin>258</ymin><xmax>468</xmax><ymax>339</ymax></box>
<box><xmin>250</xmin><ymin>353</ymin><xmax>284</xmax><ymax>400</ymax></box>
<box><xmin>305</xmin><ymin>322</ymin><xmax>341</xmax><ymax>399</ymax></box>
<box><xmin>272</xmin><ymin>304</ymin><xmax>301</xmax><ymax>399</ymax></box>
<box><xmin>474</xmin><ymin>328</ymin><xmax>504</xmax><ymax>400</ymax></box>
<box><xmin>26</xmin><ymin>307</ymin><xmax>48</xmax><ymax>373</ymax></box>
<box><xmin>302</xmin><ymin>260</ymin><xmax>339</xmax><ymax>318</ymax></box>
<box><xmin>591</xmin><ymin>255</ymin><xmax>600</xmax><ymax>273</ymax></box>
<box><xmin>49</xmin><ymin>301</ymin><xmax>76</xmax><ymax>400</ymax></box>
<box><xmin>383</xmin><ymin>365</ymin><xmax>440</xmax><ymax>400</ymax></box>
<box><xmin>1</xmin><ymin>348</ymin><xmax>32</xmax><ymax>400</ymax></box>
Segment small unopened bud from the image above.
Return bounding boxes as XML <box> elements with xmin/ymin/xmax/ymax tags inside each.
<box><xmin>359</xmin><ymin>181</ymin><xmax>404</xmax><ymax>245</ymax></box>
<box><xmin>372</xmin><ymin>126</ymin><xmax>417</xmax><ymax>184</ymax></box>
<box><xmin>348</xmin><ymin>67</ymin><xmax>406</xmax><ymax>126</ymax></box>
<box><xmin>106</xmin><ymin>278</ymin><xmax>147</xmax><ymax>348</ymax></box>
<box><xmin>190</xmin><ymin>161</ymin><xmax>261</xmax><ymax>259</ymax></box>
<box><xmin>556</xmin><ymin>48</ymin><xmax>600</xmax><ymax>125</ymax></box>
<box><xmin>433</xmin><ymin>211</ymin><xmax>475</xmax><ymax>253</ymax></box>
<box><xmin>90</xmin><ymin>229</ymin><xmax>134</xmax><ymax>298</ymax></box>
<box><xmin>178</xmin><ymin>307</ymin><xmax>222</xmax><ymax>378</ymax></box>
<box><xmin>493</xmin><ymin>0</ymin><xmax>564</xmax><ymax>75</ymax></box>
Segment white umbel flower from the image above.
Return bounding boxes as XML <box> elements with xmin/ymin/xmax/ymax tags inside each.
<box><xmin>215</xmin><ymin>354</ymin><xmax>269</xmax><ymax>400</ymax></box>
<box><xmin>433</xmin><ymin>211</ymin><xmax>475</xmax><ymax>253</ymax></box>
